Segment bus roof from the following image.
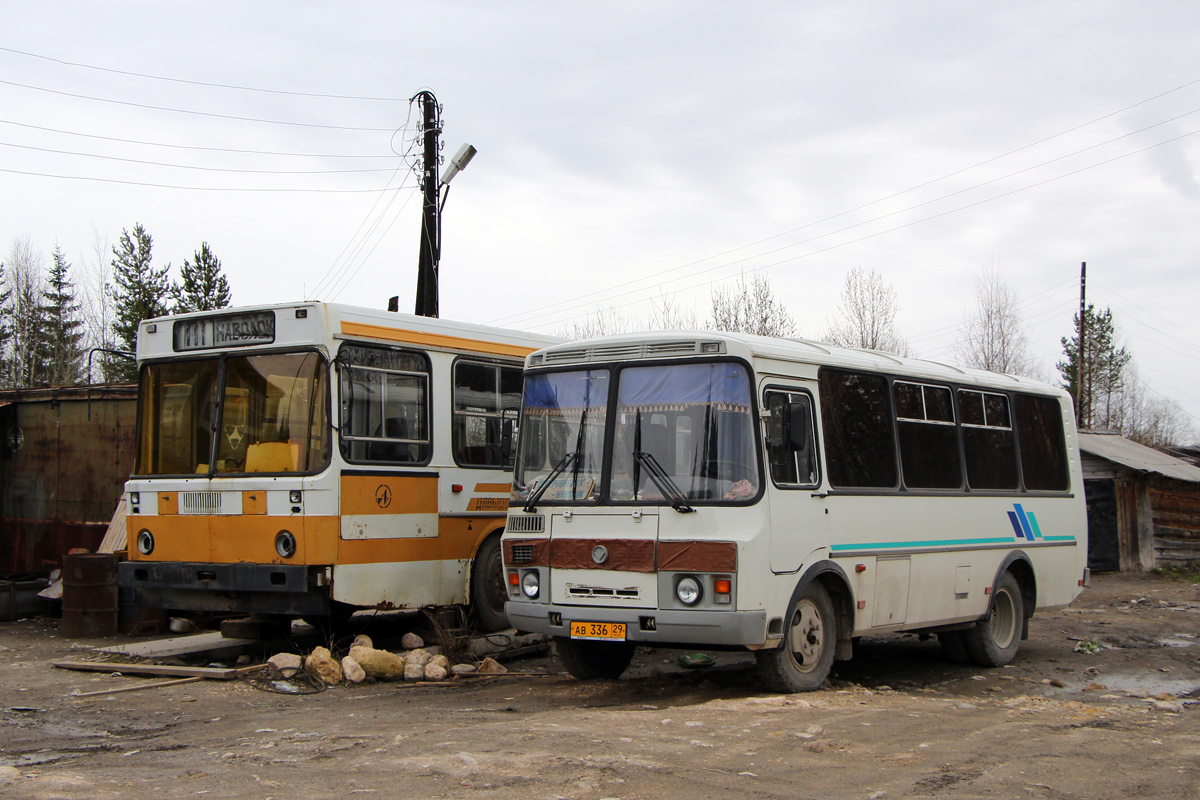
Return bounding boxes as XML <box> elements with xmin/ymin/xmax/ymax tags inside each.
<box><xmin>136</xmin><ymin>301</ymin><xmax>563</xmax><ymax>362</ymax></box>
<box><xmin>526</xmin><ymin>329</ymin><xmax>1069</xmax><ymax>399</ymax></box>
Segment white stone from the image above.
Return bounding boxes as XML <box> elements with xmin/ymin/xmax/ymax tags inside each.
<box><xmin>450</xmin><ymin>663</ymin><xmax>478</xmax><ymax>675</ymax></box>
<box><xmin>342</xmin><ymin>656</ymin><xmax>366</xmax><ymax>684</ymax></box>
<box><xmin>424</xmin><ymin>663</ymin><xmax>448</xmax><ymax>681</ymax></box>
<box><xmin>404</xmin><ymin>662</ymin><xmax>425</xmax><ymax>682</ymax></box>
<box><xmin>401</xmin><ymin>632</ymin><xmax>424</xmax><ymax>649</ymax></box>
<box><xmin>267</xmin><ymin>652</ymin><xmax>302</xmax><ymax>678</ymax></box>
<box><xmin>406</xmin><ymin>648</ymin><xmax>432</xmax><ymax>667</ymax></box>
<box><xmin>351</xmin><ymin>634</ymin><xmax>374</xmax><ymax>650</ymax></box>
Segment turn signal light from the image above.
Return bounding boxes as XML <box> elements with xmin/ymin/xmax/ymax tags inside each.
<box><xmin>508</xmin><ymin>570</ymin><xmax>520</xmax><ymax>587</ymax></box>
<box><xmin>714</xmin><ymin>579</ymin><xmax>732</xmax><ymax>594</ymax></box>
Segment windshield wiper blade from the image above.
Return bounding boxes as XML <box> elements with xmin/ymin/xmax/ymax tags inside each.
<box><xmin>634</xmin><ymin>451</ymin><xmax>695</xmax><ymax>513</ymax></box>
<box><xmin>523</xmin><ymin>451</ymin><xmax>577</xmax><ymax>513</ymax></box>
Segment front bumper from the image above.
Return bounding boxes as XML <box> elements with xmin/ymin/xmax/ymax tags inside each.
<box><xmin>119</xmin><ymin>561</ymin><xmax>330</xmax><ymax>616</ymax></box>
<box><xmin>507</xmin><ymin>600</ymin><xmax>768</xmax><ymax>647</ymax></box>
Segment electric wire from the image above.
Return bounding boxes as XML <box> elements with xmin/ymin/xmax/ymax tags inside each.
<box><xmin>0</xmin><ymin>45</ymin><xmax>408</xmax><ymax>102</ymax></box>
<box><xmin>0</xmin><ymin>140</ymin><xmax>405</xmax><ymax>175</ymax></box>
<box><xmin>486</xmin><ymin>87</ymin><xmax>1200</xmax><ymax>328</ymax></box>
<box><xmin>0</xmin><ymin>119</ymin><xmax>397</xmax><ymax>159</ymax></box>
<box><xmin>0</xmin><ymin>78</ymin><xmax>398</xmax><ymax>132</ymax></box>
<box><xmin>0</xmin><ymin>166</ymin><xmax>411</xmax><ymax>193</ymax></box>
<box><xmin>503</xmin><ymin>127</ymin><xmax>1200</xmax><ymax>332</ymax></box>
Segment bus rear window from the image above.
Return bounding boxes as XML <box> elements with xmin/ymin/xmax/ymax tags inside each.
<box><xmin>1015</xmin><ymin>394</ymin><xmax>1070</xmax><ymax>491</ymax></box>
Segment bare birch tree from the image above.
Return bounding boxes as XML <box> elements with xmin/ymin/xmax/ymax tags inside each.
<box><xmin>953</xmin><ymin>267</ymin><xmax>1036</xmax><ymax>376</ymax></box>
<box><xmin>708</xmin><ymin>272</ymin><xmax>796</xmax><ymax>337</ymax></box>
<box><xmin>823</xmin><ymin>267</ymin><xmax>911</xmax><ymax>355</ymax></box>
<box><xmin>5</xmin><ymin>236</ymin><xmax>47</xmax><ymax>387</ymax></box>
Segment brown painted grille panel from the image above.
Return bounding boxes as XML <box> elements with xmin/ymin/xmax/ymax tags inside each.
<box><xmin>656</xmin><ymin>540</ymin><xmax>737</xmax><ymax>572</ymax></box>
<box><xmin>503</xmin><ymin>538</ymin><xmax>550</xmax><ymax>567</ymax></box>
<box><xmin>550</xmin><ymin>538</ymin><xmax>656</xmax><ymax>572</ymax></box>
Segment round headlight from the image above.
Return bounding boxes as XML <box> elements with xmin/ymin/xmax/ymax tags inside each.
<box><xmin>136</xmin><ymin>529</ymin><xmax>154</xmax><ymax>555</ymax></box>
<box><xmin>521</xmin><ymin>570</ymin><xmax>540</xmax><ymax>598</ymax></box>
<box><xmin>676</xmin><ymin>576</ymin><xmax>702</xmax><ymax>605</ymax></box>
<box><xmin>275</xmin><ymin>531</ymin><xmax>297</xmax><ymax>559</ymax></box>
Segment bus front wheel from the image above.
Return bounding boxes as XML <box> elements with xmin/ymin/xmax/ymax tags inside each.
<box><xmin>469</xmin><ymin>534</ymin><xmax>510</xmax><ymax>633</ymax></box>
<box><xmin>756</xmin><ymin>581</ymin><xmax>837</xmax><ymax>693</ymax></box>
<box><xmin>964</xmin><ymin>571</ymin><xmax>1024</xmax><ymax>667</ymax></box>
<box><xmin>555</xmin><ymin>637</ymin><xmax>636</xmax><ymax>680</ymax></box>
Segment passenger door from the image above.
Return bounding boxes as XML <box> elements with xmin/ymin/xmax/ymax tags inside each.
<box><xmin>762</xmin><ymin>385</ymin><xmax>829</xmax><ymax>573</ymax></box>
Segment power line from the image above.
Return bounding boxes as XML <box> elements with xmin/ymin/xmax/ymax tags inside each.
<box><xmin>499</xmin><ymin>127</ymin><xmax>1200</xmax><ymax>331</ymax></box>
<box><xmin>0</xmin><ymin>140</ymin><xmax>403</xmax><ymax>175</ymax></box>
<box><xmin>486</xmin><ymin>83</ymin><xmax>1200</xmax><ymax>328</ymax></box>
<box><xmin>0</xmin><ymin>79</ymin><xmax>397</xmax><ymax>132</ymax></box>
<box><xmin>0</xmin><ymin>45</ymin><xmax>408</xmax><ymax>102</ymax></box>
<box><xmin>0</xmin><ymin>119</ymin><xmax>397</xmax><ymax>159</ymax></box>
<box><xmin>0</xmin><ymin>166</ymin><xmax>415</xmax><ymax>193</ymax></box>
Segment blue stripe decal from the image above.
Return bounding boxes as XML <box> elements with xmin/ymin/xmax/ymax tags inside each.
<box><xmin>1007</xmin><ymin>511</ymin><xmax>1026</xmax><ymax>539</ymax></box>
<box><xmin>832</xmin><ymin>537</ymin><xmax>1014</xmax><ymax>551</ymax></box>
<box><xmin>831</xmin><ymin>535</ymin><xmax>1077</xmax><ymax>552</ymax></box>
<box><xmin>1013</xmin><ymin>503</ymin><xmax>1036</xmax><ymax>540</ymax></box>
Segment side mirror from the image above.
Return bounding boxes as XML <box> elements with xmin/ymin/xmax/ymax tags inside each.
<box><xmin>783</xmin><ymin>403</ymin><xmax>810</xmax><ymax>451</ymax></box>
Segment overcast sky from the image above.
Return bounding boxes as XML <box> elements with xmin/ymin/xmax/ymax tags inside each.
<box><xmin>3</xmin><ymin>2</ymin><xmax>1199</xmax><ymax>431</ymax></box>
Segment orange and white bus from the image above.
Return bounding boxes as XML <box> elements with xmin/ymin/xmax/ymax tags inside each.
<box><xmin>503</xmin><ymin>331</ymin><xmax>1088</xmax><ymax>690</ymax></box>
<box><xmin>119</xmin><ymin>302</ymin><xmax>558</xmax><ymax>630</ymax></box>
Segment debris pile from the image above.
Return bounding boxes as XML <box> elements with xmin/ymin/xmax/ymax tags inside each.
<box><xmin>284</xmin><ymin>633</ymin><xmax>510</xmax><ymax>687</ymax></box>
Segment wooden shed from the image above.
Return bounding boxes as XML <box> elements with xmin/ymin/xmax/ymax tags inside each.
<box><xmin>1079</xmin><ymin>430</ymin><xmax>1200</xmax><ymax>572</ymax></box>
<box><xmin>0</xmin><ymin>384</ymin><xmax>137</xmax><ymax>576</ymax></box>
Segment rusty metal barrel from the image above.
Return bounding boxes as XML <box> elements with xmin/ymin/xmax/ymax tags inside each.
<box><xmin>61</xmin><ymin>553</ymin><xmax>119</xmax><ymax>637</ymax></box>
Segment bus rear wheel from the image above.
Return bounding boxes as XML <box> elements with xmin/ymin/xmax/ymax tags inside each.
<box><xmin>555</xmin><ymin>637</ymin><xmax>636</xmax><ymax>680</ymax></box>
<box><xmin>965</xmin><ymin>571</ymin><xmax>1024</xmax><ymax>667</ymax></box>
<box><xmin>756</xmin><ymin>582</ymin><xmax>837</xmax><ymax>693</ymax></box>
<box><xmin>469</xmin><ymin>534</ymin><xmax>510</xmax><ymax>633</ymax></box>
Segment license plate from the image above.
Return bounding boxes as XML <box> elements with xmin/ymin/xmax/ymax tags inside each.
<box><xmin>569</xmin><ymin>621</ymin><xmax>627</xmax><ymax>641</ymax></box>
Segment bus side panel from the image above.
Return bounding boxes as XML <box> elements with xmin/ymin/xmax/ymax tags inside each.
<box><xmin>339</xmin><ymin>473</ymin><xmax>439</xmax><ymax>539</ymax></box>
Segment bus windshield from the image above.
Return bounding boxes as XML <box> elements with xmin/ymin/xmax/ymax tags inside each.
<box><xmin>135</xmin><ymin>351</ymin><xmax>330</xmax><ymax>476</ymax></box>
<box><xmin>513</xmin><ymin>361</ymin><xmax>760</xmax><ymax>506</ymax></box>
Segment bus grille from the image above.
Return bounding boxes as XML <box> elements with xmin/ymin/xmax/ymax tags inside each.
<box><xmin>567</xmin><ymin>586</ymin><xmax>641</xmax><ymax>599</ymax></box>
<box><xmin>179</xmin><ymin>492</ymin><xmax>241</xmax><ymax>515</ymax></box>
<box><xmin>510</xmin><ymin>545</ymin><xmax>534</xmax><ymax>563</ymax></box>
<box><xmin>506</xmin><ymin>515</ymin><xmax>545</xmax><ymax>534</ymax></box>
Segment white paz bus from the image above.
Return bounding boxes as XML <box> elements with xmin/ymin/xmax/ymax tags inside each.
<box><xmin>120</xmin><ymin>302</ymin><xmax>559</xmax><ymax>630</ymax></box>
<box><xmin>502</xmin><ymin>332</ymin><xmax>1088</xmax><ymax>691</ymax></box>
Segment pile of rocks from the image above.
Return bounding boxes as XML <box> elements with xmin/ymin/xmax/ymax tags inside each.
<box><xmin>267</xmin><ymin>632</ymin><xmax>508</xmax><ymax>687</ymax></box>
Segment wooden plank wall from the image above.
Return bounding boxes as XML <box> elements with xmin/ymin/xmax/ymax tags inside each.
<box><xmin>1149</xmin><ymin>479</ymin><xmax>1200</xmax><ymax>566</ymax></box>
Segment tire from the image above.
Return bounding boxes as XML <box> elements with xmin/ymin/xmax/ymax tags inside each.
<box><xmin>964</xmin><ymin>571</ymin><xmax>1024</xmax><ymax>667</ymax></box>
<box><xmin>756</xmin><ymin>581</ymin><xmax>837</xmax><ymax>693</ymax></box>
<box><xmin>555</xmin><ymin>636</ymin><xmax>636</xmax><ymax>680</ymax></box>
<box><xmin>469</xmin><ymin>534</ymin><xmax>510</xmax><ymax>633</ymax></box>
<box><xmin>938</xmin><ymin>630</ymin><xmax>972</xmax><ymax>665</ymax></box>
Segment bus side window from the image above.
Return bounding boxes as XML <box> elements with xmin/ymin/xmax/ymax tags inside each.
<box><xmin>765</xmin><ymin>390</ymin><xmax>818</xmax><ymax>487</ymax></box>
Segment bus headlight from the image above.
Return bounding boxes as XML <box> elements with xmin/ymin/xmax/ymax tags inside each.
<box><xmin>136</xmin><ymin>529</ymin><xmax>154</xmax><ymax>555</ymax></box>
<box><xmin>676</xmin><ymin>576</ymin><xmax>702</xmax><ymax>605</ymax></box>
<box><xmin>275</xmin><ymin>531</ymin><xmax>297</xmax><ymax>559</ymax></box>
<box><xmin>521</xmin><ymin>570</ymin><xmax>540</xmax><ymax>599</ymax></box>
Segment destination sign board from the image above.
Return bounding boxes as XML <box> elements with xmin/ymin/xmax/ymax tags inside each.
<box><xmin>172</xmin><ymin>311</ymin><xmax>276</xmax><ymax>352</ymax></box>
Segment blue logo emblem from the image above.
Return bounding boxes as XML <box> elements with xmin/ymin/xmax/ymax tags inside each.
<box><xmin>1007</xmin><ymin>503</ymin><xmax>1043</xmax><ymax>541</ymax></box>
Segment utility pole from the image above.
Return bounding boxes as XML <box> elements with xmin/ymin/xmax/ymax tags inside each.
<box><xmin>1078</xmin><ymin>261</ymin><xmax>1087</xmax><ymax>428</ymax></box>
<box><xmin>413</xmin><ymin>91</ymin><xmax>441</xmax><ymax>318</ymax></box>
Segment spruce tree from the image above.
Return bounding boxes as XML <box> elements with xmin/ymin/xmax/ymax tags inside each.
<box><xmin>171</xmin><ymin>242</ymin><xmax>231</xmax><ymax>313</ymax></box>
<box><xmin>1057</xmin><ymin>304</ymin><xmax>1131</xmax><ymax>430</ymax></box>
<box><xmin>40</xmin><ymin>245</ymin><xmax>86</xmax><ymax>385</ymax></box>
<box><xmin>109</xmin><ymin>224</ymin><xmax>170</xmax><ymax>381</ymax></box>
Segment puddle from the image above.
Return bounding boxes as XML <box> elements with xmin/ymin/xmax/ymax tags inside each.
<box><xmin>1158</xmin><ymin>637</ymin><xmax>1197</xmax><ymax>648</ymax></box>
<box><xmin>1086</xmin><ymin>673</ymin><xmax>1200</xmax><ymax>697</ymax></box>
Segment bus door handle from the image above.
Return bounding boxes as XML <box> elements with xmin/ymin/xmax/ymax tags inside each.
<box><xmin>810</xmin><ymin>492</ymin><xmax>828</xmax><ymax>499</ymax></box>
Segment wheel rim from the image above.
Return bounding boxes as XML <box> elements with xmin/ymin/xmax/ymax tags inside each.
<box><xmin>482</xmin><ymin>546</ymin><xmax>507</xmax><ymax>615</ymax></box>
<box><xmin>787</xmin><ymin>598</ymin><xmax>825</xmax><ymax>673</ymax></box>
<box><xmin>989</xmin><ymin>587</ymin><xmax>1018</xmax><ymax>649</ymax></box>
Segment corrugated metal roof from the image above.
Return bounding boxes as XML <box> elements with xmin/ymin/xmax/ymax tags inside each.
<box><xmin>1078</xmin><ymin>431</ymin><xmax>1200</xmax><ymax>484</ymax></box>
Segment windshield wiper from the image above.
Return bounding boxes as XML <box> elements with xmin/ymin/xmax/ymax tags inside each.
<box><xmin>523</xmin><ymin>452</ymin><xmax>577</xmax><ymax>513</ymax></box>
<box><xmin>633</xmin><ymin>451</ymin><xmax>695</xmax><ymax>513</ymax></box>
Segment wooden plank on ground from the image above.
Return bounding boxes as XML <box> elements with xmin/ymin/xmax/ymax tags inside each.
<box><xmin>99</xmin><ymin>498</ymin><xmax>128</xmax><ymax>554</ymax></box>
<box><xmin>98</xmin><ymin>632</ymin><xmax>258</xmax><ymax>659</ymax></box>
<box><xmin>53</xmin><ymin>661</ymin><xmax>239</xmax><ymax>680</ymax></box>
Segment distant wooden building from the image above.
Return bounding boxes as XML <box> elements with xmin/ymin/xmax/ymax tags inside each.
<box><xmin>0</xmin><ymin>384</ymin><xmax>137</xmax><ymax>576</ymax></box>
<box><xmin>1079</xmin><ymin>430</ymin><xmax>1200</xmax><ymax>572</ymax></box>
